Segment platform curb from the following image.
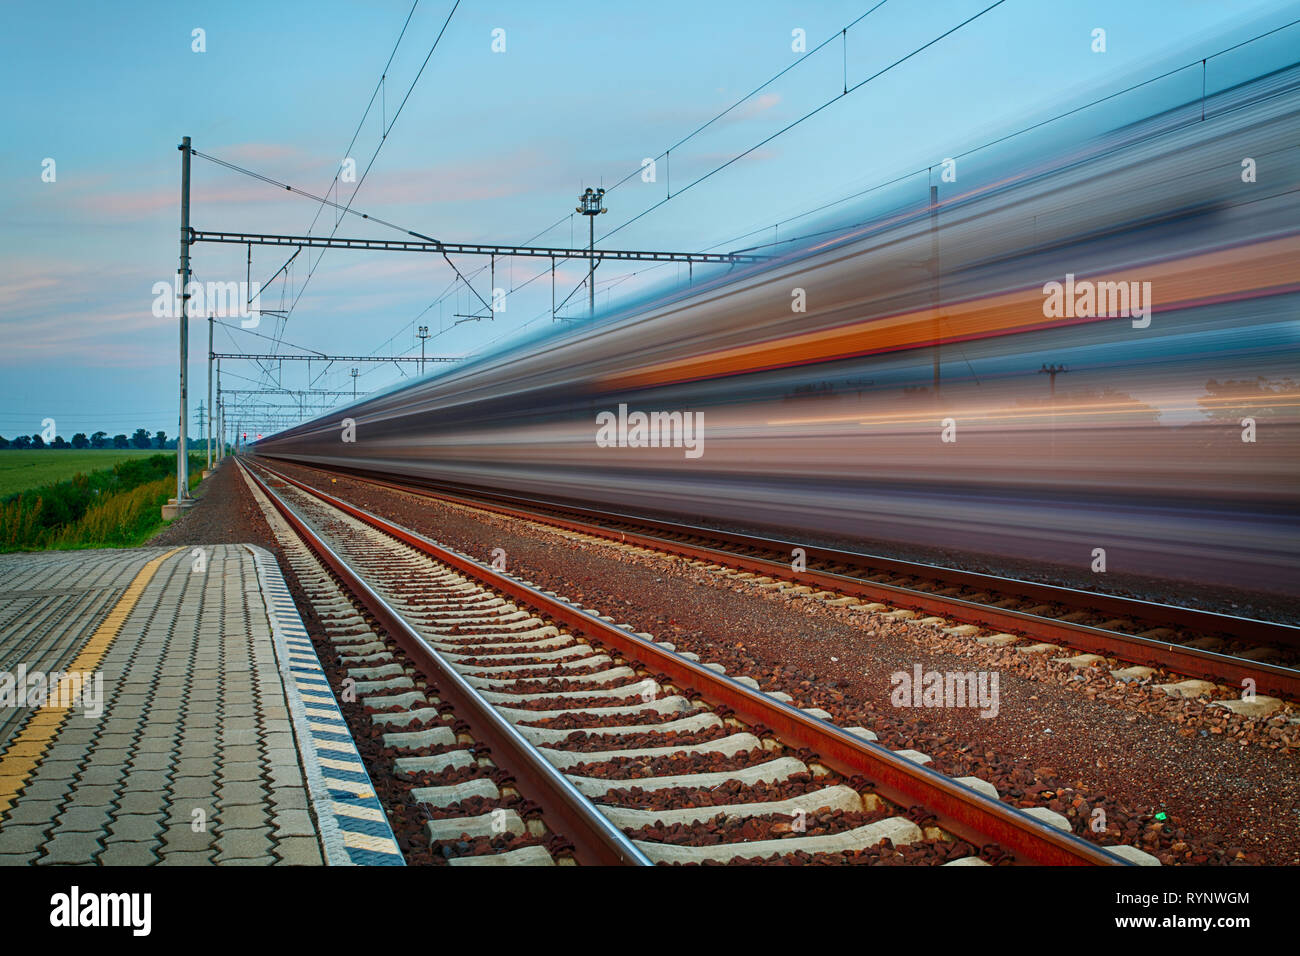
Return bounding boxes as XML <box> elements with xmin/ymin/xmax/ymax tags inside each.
<box><xmin>244</xmin><ymin>544</ymin><xmax>405</xmax><ymax>866</ymax></box>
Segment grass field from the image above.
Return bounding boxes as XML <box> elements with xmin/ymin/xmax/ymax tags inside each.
<box><xmin>0</xmin><ymin>453</ymin><xmax>205</xmax><ymax>552</ymax></box>
<box><xmin>0</xmin><ymin>449</ymin><xmax>168</xmax><ymax>498</ymax></box>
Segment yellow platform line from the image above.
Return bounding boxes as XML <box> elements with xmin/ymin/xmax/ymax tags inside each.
<box><xmin>0</xmin><ymin>548</ymin><xmax>181</xmax><ymax>818</ymax></box>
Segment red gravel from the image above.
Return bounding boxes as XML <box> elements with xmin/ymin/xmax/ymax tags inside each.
<box><xmin>600</xmin><ymin>775</ymin><xmax>856</xmax><ymax>810</ymax></box>
<box><xmin>269</xmin><ymin>461</ymin><xmax>1300</xmax><ymax>865</ymax></box>
<box><xmin>526</xmin><ymin>708</ymin><xmax>700</xmax><ymax>731</ymax></box>
<box><xmin>628</xmin><ymin>806</ymin><xmax>893</xmax><ymax>846</ymax></box>
<box><xmin>149</xmin><ymin>458</ymin><xmax>280</xmax><ymax>551</ymax></box>
<box><xmin>544</xmin><ymin>725</ymin><xmax>733</xmax><ymax>752</ymax></box>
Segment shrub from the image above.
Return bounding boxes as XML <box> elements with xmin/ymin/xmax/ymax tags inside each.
<box><xmin>0</xmin><ymin>454</ymin><xmax>204</xmax><ymax>551</ymax></box>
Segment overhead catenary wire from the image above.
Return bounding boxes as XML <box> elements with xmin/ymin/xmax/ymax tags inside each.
<box><xmin>596</xmin><ymin>0</ymin><xmax>1009</xmax><ymax>246</ymax></box>
<box><xmin>192</xmin><ymin>0</ymin><xmax>460</xmax><ymax>380</ymax></box>
<box><xmin>208</xmin><ymin>6</ymin><xmax>1297</xmax><ymax>417</ymax></box>
<box><xmin>192</xmin><ymin>3</ymin><xmax>899</xmax><ymax>377</ymax></box>
<box><xmin>598</xmin><ymin>1</ymin><xmax>890</xmax><ymax>201</ymax></box>
<box><xmin>280</xmin><ymin>0</ymin><xmax>463</xmax><ymax>324</ymax></box>
<box><xmin>355</xmin><ymin>0</ymin><xmax>985</xmax><ymax>356</ymax></box>
<box><xmin>189</xmin><ymin>1</ymin><xmax>465</xmax><ymax>399</ymax></box>
<box><xmin>254</xmin><ymin>0</ymin><xmax>422</xmax><ymax>345</ymax></box>
<box><xmin>354</xmin><ymin>0</ymin><xmax>993</xmax><ymax>364</ymax></box>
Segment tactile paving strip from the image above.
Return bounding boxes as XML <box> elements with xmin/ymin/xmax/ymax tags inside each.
<box><xmin>244</xmin><ymin>545</ymin><xmax>404</xmax><ymax>866</ymax></box>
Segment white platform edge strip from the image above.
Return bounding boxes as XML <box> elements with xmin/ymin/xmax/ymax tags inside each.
<box><xmin>243</xmin><ymin>543</ymin><xmax>405</xmax><ymax>866</ymax></box>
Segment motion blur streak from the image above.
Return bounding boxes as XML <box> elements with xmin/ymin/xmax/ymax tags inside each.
<box><xmin>607</xmin><ymin>235</ymin><xmax>1300</xmax><ymax>389</ymax></box>
<box><xmin>258</xmin><ymin>48</ymin><xmax>1300</xmax><ymax>601</ymax></box>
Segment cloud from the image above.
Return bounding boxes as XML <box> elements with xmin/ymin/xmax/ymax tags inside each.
<box><xmin>684</xmin><ymin>147</ymin><xmax>780</xmax><ymax>165</ymax></box>
<box><xmin>77</xmin><ymin>182</ymin><xmax>296</xmax><ymax>219</ymax></box>
<box><xmin>730</xmin><ymin>92</ymin><xmax>783</xmax><ymax>122</ymax></box>
<box><xmin>217</xmin><ymin>142</ymin><xmax>304</xmax><ymax>164</ymax></box>
<box><xmin>60</xmin><ymin>143</ymin><xmax>578</xmax><ymax>227</ymax></box>
<box><xmin>643</xmin><ymin>91</ymin><xmax>785</xmax><ymax>131</ymax></box>
<box><xmin>0</xmin><ymin>258</ymin><xmax>177</xmax><ymax>365</ymax></box>
<box><xmin>356</xmin><ymin>147</ymin><xmax>571</xmax><ymax>207</ymax></box>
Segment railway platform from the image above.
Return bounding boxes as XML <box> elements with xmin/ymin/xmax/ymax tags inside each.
<box><xmin>0</xmin><ymin>544</ymin><xmax>402</xmax><ymax>866</ymax></box>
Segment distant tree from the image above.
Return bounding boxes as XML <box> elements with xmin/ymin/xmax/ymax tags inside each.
<box><xmin>131</xmin><ymin>428</ymin><xmax>151</xmax><ymax>449</ymax></box>
<box><xmin>71</xmin><ymin>433</ymin><xmax>89</xmax><ymax>449</ymax></box>
<box><xmin>1015</xmin><ymin>386</ymin><xmax>1161</xmax><ymax>425</ymax></box>
<box><xmin>1199</xmin><ymin>377</ymin><xmax>1300</xmax><ymax>426</ymax></box>
<box><xmin>30</xmin><ymin>434</ymin><xmax>45</xmax><ymax>449</ymax></box>
<box><xmin>11</xmin><ymin>435</ymin><xmax>31</xmax><ymax>449</ymax></box>
<box><xmin>90</xmin><ymin>431</ymin><xmax>108</xmax><ymax>449</ymax></box>
<box><xmin>154</xmin><ymin>430</ymin><xmax>167</xmax><ymax>449</ymax></box>
<box><xmin>112</xmin><ymin>434</ymin><xmax>129</xmax><ymax>449</ymax></box>
<box><xmin>51</xmin><ymin>436</ymin><xmax>70</xmax><ymax>449</ymax></box>
<box><xmin>0</xmin><ymin>436</ymin><xmax>9</xmax><ymax>449</ymax></box>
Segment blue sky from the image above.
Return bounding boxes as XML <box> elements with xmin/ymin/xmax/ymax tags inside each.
<box><xmin>1</xmin><ymin>0</ymin><xmax>1296</xmax><ymax>439</ymax></box>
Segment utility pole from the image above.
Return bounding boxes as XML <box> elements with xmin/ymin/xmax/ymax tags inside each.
<box><xmin>576</xmin><ymin>187</ymin><xmax>606</xmax><ymax>317</ymax></box>
<box><xmin>1039</xmin><ymin>362</ymin><xmax>1068</xmax><ymax>459</ymax></box>
<box><xmin>417</xmin><ymin>325</ymin><xmax>430</xmax><ymax>374</ymax></box>
<box><xmin>351</xmin><ymin>367</ymin><xmax>359</xmax><ymax>399</ymax></box>
<box><xmin>206</xmin><ymin>310</ymin><xmax>214</xmax><ymax>472</ymax></box>
<box><xmin>930</xmin><ymin>183</ymin><xmax>941</xmax><ymax>400</ymax></box>
<box><xmin>196</xmin><ymin>402</ymin><xmax>205</xmax><ymax>451</ymax></box>
<box><xmin>166</xmin><ymin>136</ymin><xmax>195</xmax><ymax>518</ymax></box>
<box><xmin>1039</xmin><ymin>363</ymin><xmax>1068</xmax><ymax>398</ymax></box>
<box><xmin>215</xmin><ymin>357</ymin><xmax>223</xmax><ymax>462</ymax></box>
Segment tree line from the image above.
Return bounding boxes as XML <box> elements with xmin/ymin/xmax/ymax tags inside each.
<box><xmin>0</xmin><ymin>430</ymin><xmax>208</xmax><ymax>450</ymax></box>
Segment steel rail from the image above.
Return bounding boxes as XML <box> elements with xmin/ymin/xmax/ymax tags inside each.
<box><xmin>253</xmin><ymin>458</ymin><xmax>1127</xmax><ymax>866</ymax></box>
<box><xmin>239</xmin><ymin>460</ymin><xmax>653</xmax><ymax>866</ymax></box>
<box><xmin>274</xmin><ymin>459</ymin><xmax>1300</xmax><ymax>701</ymax></box>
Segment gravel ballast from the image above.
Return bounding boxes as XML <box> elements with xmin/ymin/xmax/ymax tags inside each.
<box><xmin>264</xmin><ymin>461</ymin><xmax>1300</xmax><ymax>865</ymax></box>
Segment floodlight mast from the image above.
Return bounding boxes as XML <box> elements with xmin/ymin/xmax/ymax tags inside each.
<box><xmin>417</xmin><ymin>325</ymin><xmax>430</xmax><ymax>374</ymax></box>
<box><xmin>577</xmin><ymin>187</ymin><xmax>607</xmax><ymax>316</ymax></box>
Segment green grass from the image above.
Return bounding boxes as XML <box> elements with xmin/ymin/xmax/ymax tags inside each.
<box><xmin>0</xmin><ymin>453</ymin><xmax>205</xmax><ymax>552</ymax></box>
<box><xmin>0</xmin><ymin>449</ymin><xmax>166</xmax><ymax>498</ymax></box>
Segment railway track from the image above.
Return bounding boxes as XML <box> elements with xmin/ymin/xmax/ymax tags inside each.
<box><xmin>240</xmin><ymin>458</ymin><xmax>1154</xmax><ymax>866</ymax></box>
<box><xmin>269</xmin><ymin>460</ymin><xmax>1300</xmax><ymax>704</ymax></box>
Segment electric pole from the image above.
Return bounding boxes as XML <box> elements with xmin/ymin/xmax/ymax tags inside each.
<box><xmin>167</xmin><ymin>135</ymin><xmax>194</xmax><ymax>518</ymax></box>
<box><xmin>215</xmin><ymin>356</ymin><xmax>223</xmax><ymax>462</ymax></box>
<box><xmin>577</xmin><ymin>187</ymin><xmax>607</xmax><ymax>317</ymax></box>
<box><xmin>351</xmin><ymin>367</ymin><xmax>359</xmax><ymax>398</ymax></box>
<box><xmin>1039</xmin><ymin>363</ymin><xmax>1068</xmax><ymax>398</ymax></box>
<box><xmin>206</xmin><ymin>310</ymin><xmax>214</xmax><ymax>470</ymax></box>
<box><xmin>417</xmin><ymin>326</ymin><xmax>430</xmax><ymax>374</ymax></box>
<box><xmin>1040</xmin><ymin>362</ymin><xmax>1068</xmax><ymax>459</ymax></box>
<box><xmin>930</xmin><ymin>184</ymin><xmax>941</xmax><ymax>400</ymax></box>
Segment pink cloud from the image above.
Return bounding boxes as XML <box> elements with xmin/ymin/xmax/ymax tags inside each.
<box><xmin>216</xmin><ymin>142</ymin><xmax>304</xmax><ymax>164</ymax></box>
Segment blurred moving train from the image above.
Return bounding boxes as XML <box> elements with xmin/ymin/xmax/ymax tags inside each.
<box><xmin>256</xmin><ymin>57</ymin><xmax>1300</xmax><ymax>600</ymax></box>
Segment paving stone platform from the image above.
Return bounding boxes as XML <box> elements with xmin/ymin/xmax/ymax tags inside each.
<box><xmin>0</xmin><ymin>544</ymin><xmax>400</xmax><ymax>865</ymax></box>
